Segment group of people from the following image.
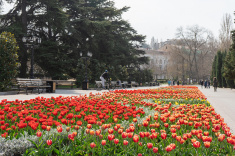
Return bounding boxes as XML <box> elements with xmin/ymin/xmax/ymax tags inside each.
<box><xmin>168</xmin><ymin>80</ymin><xmax>181</xmax><ymax>86</ymax></box>
<box><xmin>200</xmin><ymin>77</ymin><xmax>218</xmax><ymax>92</ymax></box>
<box><xmin>200</xmin><ymin>80</ymin><xmax>211</xmax><ymax>89</ymax></box>
<box><xmin>99</xmin><ymin>70</ymin><xmax>122</xmax><ymax>89</ymax></box>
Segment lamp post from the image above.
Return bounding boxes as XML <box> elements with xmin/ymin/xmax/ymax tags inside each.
<box><xmin>80</xmin><ymin>35</ymin><xmax>94</xmax><ymax>90</ymax></box>
<box><xmin>22</xmin><ymin>34</ymin><xmax>41</xmax><ymax>79</ymax></box>
<box><xmin>80</xmin><ymin>51</ymin><xmax>92</xmax><ymax>90</ymax></box>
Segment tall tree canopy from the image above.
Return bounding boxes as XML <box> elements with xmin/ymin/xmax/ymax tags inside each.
<box><xmin>0</xmin><ymin>0</ymin><xmax>149</xmax><ymax>83</ymax></box>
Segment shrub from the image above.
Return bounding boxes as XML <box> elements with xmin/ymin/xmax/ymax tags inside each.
<box><xmin>0</xmin><ymin>32</ymin><xmax>19</xmax><ymax>91</ymax></box>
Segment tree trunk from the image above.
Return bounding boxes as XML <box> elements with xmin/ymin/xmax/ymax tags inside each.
<box><xmin>19</xmin><ymin>0</ymin><xmax>28</xmax><ymax>77</ymax></box>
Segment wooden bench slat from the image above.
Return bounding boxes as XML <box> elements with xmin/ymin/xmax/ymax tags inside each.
<box><xmin>16</xmin><ymin>78</ymin><xmax>51</xmax><ymax>94</ymax></box>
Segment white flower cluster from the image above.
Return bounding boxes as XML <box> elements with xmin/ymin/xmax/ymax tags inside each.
<box><xmin>0</xmin><ymin>125</ymin><xmax>81</xmax><ymax>156</ymax></box>
<box><xmin>0</xmin><ymin>132</ymin><xmax>36</xmax><ymax>156</ymax></box>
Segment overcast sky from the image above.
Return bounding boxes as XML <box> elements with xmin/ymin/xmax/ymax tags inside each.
<box><xmin>2</xmin><ymin>0</ymin><xmax>234</xmax><ymax>44</ymax></box>
<box><xmin>114</xmin><ymin>0</ymin><xmax>235</xmax><ymax>44</ymax></box>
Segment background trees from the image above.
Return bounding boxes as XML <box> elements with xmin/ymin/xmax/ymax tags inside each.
<box><xmin>211</xmin><ymin>12</ymin><xmax>235</xmax><ymax>88</ymax></box>
<box><xmin>167</xmin><ymin>25</ymin><xmax>217</xmax><ymax>82</ymax></box>
<box><xmin>0</xmin><ymin>0</ymin><xmax>149</xmax><ymax>85</ymax></box>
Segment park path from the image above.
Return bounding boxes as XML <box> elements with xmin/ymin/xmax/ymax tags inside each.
<box><xmin>197</xmin><ymin>85</ymin><xmax>235</xmax><ymax>134</ymax></box>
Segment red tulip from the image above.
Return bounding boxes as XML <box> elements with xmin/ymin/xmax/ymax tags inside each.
<box><xmin>172</xmin><ymin>133</ymin><xmax>177</xmax><ymax>138</ymax></box>
<box><xmin>118</xmin><ymin>128</ymin><xmax>123</xmax><ymax>134</ymax></box>
<box><xmin>114</xmin><ymin>139</ymin><xmax>119</xmax><ymax>144</ymax></box>
<box><xmin>101</xmin><ymin>140</ymin><xmax>106</xmax><ymax>146</ymax></box>
<box><xmin>95</xmin><ymin>130</ymin><xmax>101</xmax><ymax>136</ymax></box>
<box><xmin>192</xmin><ymin>141</ymin><xmax>200</xmax><ymax>148</ymax></box>
<box><xmin>164</xmin><ymin>123</ymin><xmax>169</xmax><ymax>128</ymax></box>
<box><xmin>123</xmin><ymin>140</ymin><xmax>128</xmax><ymax>145</ymax></box>
<box><xmin>74</xmin><ymin>125</ymin><xmax>79</xmax><ymax>130</ymax></box>
<box><xmin>139</xmin><ymin>132</ymin><xmax>145</xmax><ymax>138</ymax></box>
<box><xmin>68</xmin><ymin>134</ymin><xmax>75</xmax><ymax>140</ymax></box>
<box><xmin>108</xmin><ymin>128</ymin><xmax>114</xmax><ymax>134</ymax></box>
<box><xmin>143</xmin><ymin>120</ymin><xmax>149</xmax><ymax>127</ymax></box>
<box><xmin>114</xmin><ymin>126</ymin><xmax>118</xmax><ymax>131</ymax></box>
<box><xmin>122</xmin><ymin>132</ymin><xmax>127</xmax><ymax>139</ymax></box>
<box><xmin>170</xmin><ymin>128</ymin><xmax>176</xmax><ymax>133</ymax></box>
<box><xmin>145</xmin><ymin>132</ymin><xmax>150</xmax><ymax>137</ymax></box>
<box><xmin>161</xmin><ymin>133</ymin><xmax>167</xmax><ymax>139</ymax></box>
<box><xmin>204</xmin><ymin>131</ymin><xmax>209</xmax><ymax>136</ymax></box>
<box><xmin>129</xmin><ymin>126</ymin><xmax>135</xmax><ymax>132</ymax></box>
<box><xmin>36</xmin><ymin>131</ymin><xmax>42</xmax><ymax>137</ymax></box>
<box><xmin>170</xmin><ymin>143</ymin><xmax>176</xmax><ymax>149</ymax></box>
<box><xmin>133</xmin><ymin>135</ymin><xmax>139</xmax><ymax>143</ymax></box>
<box><xmin>90</xmin><ymin>142</ymin><xmax>96</xmax><ymax>148</ymax></box>
<box><xmin>108</xmin><ymin>134</ymin><xmax>115</xmax><ymax>141</ymax></box>
<box><xmin>128</xmin><ymin>133</ymin><xmax>133</xmax><ymax>138</ymax></box>
<box><xmin>147</xmin><ymin>143</ymin><xmax>153</xmax><ymax>149</ymax></box>
<box><xmin>133</xmin><ymin>118</ymin><xmax>137</xmax><ymax>122</ymax></box>
<box><xmin>165</xmin><ymin>145</ymin><xmax>173</xmax><ymax>152</ymax></box>
<box><xmin>87</xmin><ymin>124</ymin><xmax>92</xmax><ymax>129</ymax></box>
<box><xmin>204</xmin><ymin>142</ymin><xmax>210</xmax><ymax>148</ymax></box>
<box><xmin>218</xmin><ymin>134</ymin><xmax>225</xmax><ymax>142</ymax></box>
<box><xmin>46</xmin><ymin>126</ymin><xmax>51</xmax><ymax>131</ymax></box>
<box><xmin>57</xmin><ymin>126</ymin><xmax>63</xmax><ymax>133</ymax></box>
<box><xmin>153</xmin><ymin>147</ymin><xmax>158</xmax><ymax>153</ymax></box>
<box><xmin>46</xmin><ymin>140</ymin><xmax>52</xmax><ymax>146</ymax></box>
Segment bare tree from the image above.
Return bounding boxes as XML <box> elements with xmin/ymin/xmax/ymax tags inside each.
<box><xmin>219</xmin><ymin>13</ymin><xmax>233</xmax><ymax>52</ymax></box>
<box><xmin>174</xmin><ymin>25</ymin><xmax>215</xmax><ymax>81</ymax></box>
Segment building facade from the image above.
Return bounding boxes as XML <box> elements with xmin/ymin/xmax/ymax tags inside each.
<box><xmin>141</xmin><ymin>48</ymin><xmax>169</xmax><ymax>80</ymax></box>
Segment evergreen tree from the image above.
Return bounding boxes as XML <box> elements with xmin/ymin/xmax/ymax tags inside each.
<box><xmin>0</xmin><ymin>0</ymin><xmax>150</xmax><ymax>83</ymax></box>
<box><xmin>221</xmin><ymin>51</ymin><xmax>227</xmax><ymax>87</ymax></box>
<box><xmin>223</xmin><ymin>30</ymin><xmax>235</xmax><ymax>81</ymax></box>
<box><xmin>216</xmin><ymin>51</ymin><xmax>223</xmax><ymax>87</ymax></box>
<box><xmin>211</xmin><ymin>55</ymin><xmax>217</xmax><ymax>81</ymax></box>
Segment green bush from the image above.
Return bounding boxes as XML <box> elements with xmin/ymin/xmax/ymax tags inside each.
<box><xmin>0</xmin><ymin>32</ymin><xmax>19</xmax><ymax>91</ymax></box>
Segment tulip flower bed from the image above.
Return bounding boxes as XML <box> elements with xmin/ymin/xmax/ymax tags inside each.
<box><xmin>0</xmin><ymin>86</ymin><xmax>235</xmax><ymax>155</ymax></box>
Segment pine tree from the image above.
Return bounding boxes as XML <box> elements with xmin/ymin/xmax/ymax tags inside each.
<box><xmin>211</xmin><ymin>55</ymin><xmax>217</xmax><ymax>81</ymax></box>
<box><xmin>216</xmin><ymin>51</ymin><xmax>223</xmax><ymax>87</ymax></box>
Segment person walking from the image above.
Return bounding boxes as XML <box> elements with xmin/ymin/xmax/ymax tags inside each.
<box><xmin>168</xmin><ymin>80</ymin><xmax>171</xmax><ymax>86</ymax></box>
<box><xmin>207</xmin><ymin>80</ymin><xmax>210</xmax><ymax>88</ymax></box>
<box><xmin>200</xmin><ymin>80</ymin><xmax>204</xmax><ymax>89</ymax></box>
<box><xmin>100</xmin><ymin>70</ymin><xmax>109</xmax><ymax>89</ymax></box>
<box><xmin>213</xmin><ymin>77</ymin><xmax>218</xmax><ymax>92</ymax></box>
<box><xmin>204</xmin><ymin>80</ymin><xmax>207</xmax><ymax>88</ymax></box>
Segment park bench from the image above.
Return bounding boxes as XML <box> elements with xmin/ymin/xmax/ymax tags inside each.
<box><xmin>110</xmin><ymin>81</ymin><xmax>124</xmax><ymax>89</ymax></box>
<box><xmin>95</xmin><ymin>80</ymin><xmax>123</xmax><ymax>90</ymax></box>
<box><xmin>131</xmin><ymin>81</ymin><xmax>139</xmax><ymax>87</ymax></box>
<box><xmin>122</xmin><ymin>81</ymin><xmax>129</xmax><ymax>88</ymax></box>
<box><xmin>53</xmin><ymin>80</ymin><xmax>76</xmax><ymax>89</ymax></box>
<box><xmin>95</xmin><ymin>81</ymin><xmax>102</xmax><ymax>90</ymax></box>
<box><xmin>16</xmin><ymin>78</ymin><xmax>51</xmax><ymax>95</ymax></box>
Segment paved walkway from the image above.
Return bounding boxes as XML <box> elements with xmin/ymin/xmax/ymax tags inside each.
<box><xmin>197</xmin><ymin>85</ymin><xmax>235</xmax><ymax>134</ymax></box>
<box><xmin>1</xmin><ymin>85</ymin><xmax>235</xmax><ymax>133</ymax></box>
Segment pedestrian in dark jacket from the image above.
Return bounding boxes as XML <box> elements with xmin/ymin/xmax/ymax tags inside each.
<box><xmin>200</xmin><ymin>80</ymin><xmax>204</xmax><ymax>88</ymax></box>
<box><xmin>207</xmin><ymin>81</ymin><xmax>210</xmax><ymax>88</ymax></box>
<box><xmin>213</xmin><ymin>77</ymin><xmax>218</xmax><ymax>92</ymax></box>
<box><xmin>204</xmin><ymin>80</ymin><xmax>207</xmax><ymax>88</ymax></box>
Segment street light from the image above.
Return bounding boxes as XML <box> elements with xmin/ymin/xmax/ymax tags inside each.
<box><xmin>22</xmin><ymin>34</ymin><xmax>41</xmax><ymax>79</ymax></box>
<box><xmin>80</xmin><ymin>51</ymin><xmax>92</xmax><ymax>90</ymax></box>
<box><xmin>80</xmin><ymin>35</ymin><xmax>94</xmax><ymax>90</ymax></box>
